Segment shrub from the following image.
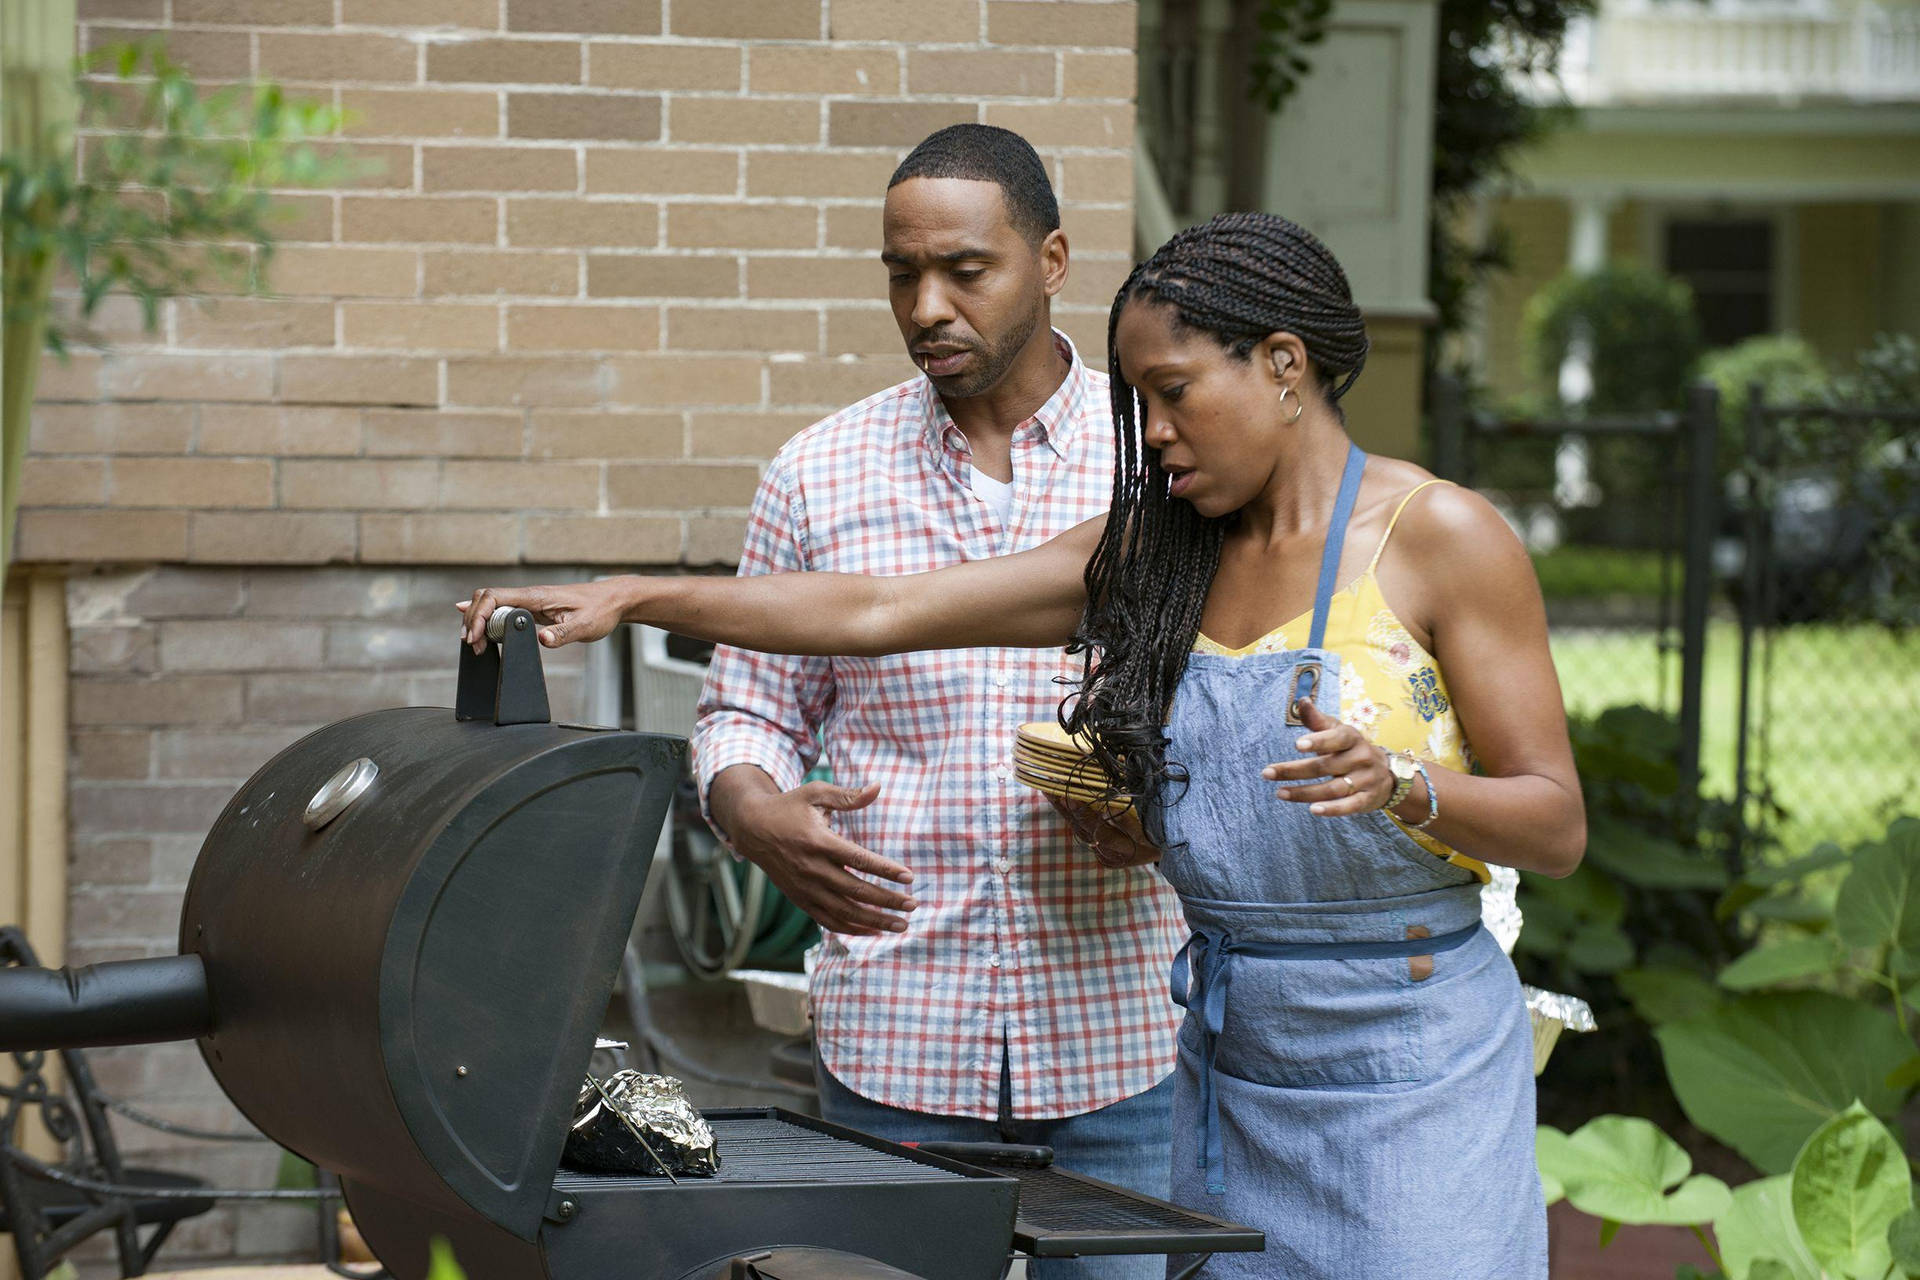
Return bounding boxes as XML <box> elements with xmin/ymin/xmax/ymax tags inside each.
<box><xmin>1523</xmin><ymin>263</ymin><xmax>1702</xmax><ymax>414</ymax></box>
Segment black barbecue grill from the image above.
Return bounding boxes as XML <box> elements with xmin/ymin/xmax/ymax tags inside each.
<box><xmin>0</xmin><ymin>609</ymin><xmax>1263</xmax><ymax>1280</ymax></box>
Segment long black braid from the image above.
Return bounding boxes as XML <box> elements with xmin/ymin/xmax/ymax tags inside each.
<box><xmin>1062</xmin><ymin>212</ymin><xmax>1371</xmax><ymax>825</ymax></box>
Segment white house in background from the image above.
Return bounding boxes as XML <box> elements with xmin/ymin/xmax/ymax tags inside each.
<box><xmin>1474</xmin><ymin>0</ymin><xmax>1920</xmax><ymax>401</ymax></box>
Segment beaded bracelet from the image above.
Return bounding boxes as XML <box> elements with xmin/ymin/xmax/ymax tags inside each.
<box><xmin>1409</xmin><ymin>758</ymin><xmax>1440</xmax><ymax>829</ymax></box>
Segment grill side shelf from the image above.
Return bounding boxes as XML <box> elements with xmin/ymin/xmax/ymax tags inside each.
<box><xmin>1003</xmin><ymin>1165</ymin><xmax>1266</xmax><ymax>1259</ymax></box>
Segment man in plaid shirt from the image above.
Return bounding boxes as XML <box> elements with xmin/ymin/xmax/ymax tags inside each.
<box><xmin>692</xmin><ymin>127</ymin><xmax>1186</xmax><ymax>1280</ymax></box>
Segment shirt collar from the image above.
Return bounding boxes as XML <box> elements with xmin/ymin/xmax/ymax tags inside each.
<box><xmin>920</xmin><ymin>329</ymin><xmax>1094</xmax><ymax>465</ymax></box>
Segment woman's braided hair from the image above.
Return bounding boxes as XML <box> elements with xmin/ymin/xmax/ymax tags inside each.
<box><xmin>1062</xmin><ymin>212</ymin><xmax>1370</xmax><ymax>822</ymax></box>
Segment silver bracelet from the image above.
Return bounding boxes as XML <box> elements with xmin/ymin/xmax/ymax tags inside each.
<box><xmin>1409</xmin><ymin>758</ymin><xmax>1440</xmax><ymax>829</ymax></box>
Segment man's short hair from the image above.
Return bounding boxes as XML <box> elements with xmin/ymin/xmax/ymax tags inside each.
<box><xmin>888</xmin><ymin>124</ymin><xmax>1061</xmax><ymax>245</ymax></box>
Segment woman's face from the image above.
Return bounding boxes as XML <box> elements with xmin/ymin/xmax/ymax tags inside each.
<box><xmin>1113</xmin><ymin>298</ymin><xmax>1307</xmax><ymax>519</ymax></box>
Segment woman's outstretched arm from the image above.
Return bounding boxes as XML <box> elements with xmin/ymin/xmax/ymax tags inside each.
<box><xmin>458</xmin><ymin>514</ymin><xmax>1104</xmax><ymax>656</ymax></box>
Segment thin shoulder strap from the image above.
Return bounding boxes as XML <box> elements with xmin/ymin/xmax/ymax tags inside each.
<box><xmin>1366</xmin><ymin>479</ymin><xmax>1453</xmax><ymax>572</ymax></box>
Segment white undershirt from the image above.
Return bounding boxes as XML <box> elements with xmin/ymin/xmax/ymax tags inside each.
<box><xmin>970</xmin><ymin>466</ymin><xmax>1014</xmax><ymax>523</ymax></box>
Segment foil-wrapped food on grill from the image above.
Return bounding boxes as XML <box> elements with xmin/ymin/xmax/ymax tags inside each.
<box><xmin>563</xmin><ymin>1070</ymin><xmax>720</xmax><ymax>1177</ymax></box>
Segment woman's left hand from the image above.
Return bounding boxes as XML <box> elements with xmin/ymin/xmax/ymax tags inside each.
<box><xmin>1262</xmin><ymin>699</ymin><xmax>1391</xmax><ymax>817</ymax></box>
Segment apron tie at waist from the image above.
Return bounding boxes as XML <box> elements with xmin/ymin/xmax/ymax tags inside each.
<box><xmin>1170</xmin><ymin>922</ymin><xmax>1482</xmax><ymax>1196</ymax></box>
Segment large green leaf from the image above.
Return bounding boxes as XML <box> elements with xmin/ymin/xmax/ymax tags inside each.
<box><xmin>1718</xmin><ymin>937</ymin><xmax>1846</xmax><ymax>991</ymax></box>
<box><xmin>1748</xmin><ymin>844</ymin><xmax>1853</xmax><ymax>889</ymax></box>
<box><xmin>1517</xmin><ymin>864</ymin><xmax>1631</xmax><ymax>969</ymax></box>
<box><xmin>1587</xmin><ymin>818</ymin><xmax>1730</xmax><ymax>890</ymax></box>
<box><xmin>1536</xmin><ymin>1115</ymin><xmax>1730</xmax><ymax>1227</ymax></box>
<box><xmin>1790</xmin><ymin>1102</ymin><xmax>1911</xmax><ymax>1279</ymax></box>
<box><xmin>1715</xmin><ymin>1175</ymin><xmax>1820</xmax><ymax>1280</ymax></box>
<box><xmin>1618</xmin><ymin>966</ymin><xmax>1724</xmax><ymax>1025</ymax></box>
<box><xmin>1655</xmin><ymin>992</ymin><xmax>1912</xmax><ymax>1174</ymax></box>
<box><xmin>1746</xmin><ymin>895</ymin><xmax>1837</xmax><ymax>926</ymax></box>
<box><xmin>1536</xmin><ymin>1126</ymin><xmax>1569</xmax><ymax>1206</ymax></box>
<box><xmin>1885</xmin><ymin>1054</ymin><xmax>1920</xmax><ymax>1094</ymax></box>
<box><xmin>1567</xmin><ymin>922</ymin><xmax>1636</xmax><ymax>974</ymax></box>
<box><xmin>1888</xmin><ymin>1205</ymin><xmax>1920</xmax><ymax>1272</ymax></box>
<box><xmin>1719</xmin><ymin>846</ymin><xmax>1847</xmax><ymax>923</ymax></box>
<box><xmin>1527</xmin><ymin>861</ymin><xmax>1627</xmax><ymax>924</ymax></box>
<box><xmin>1835</xmin><ymin>821</ymin><xmax>1920</xmax><ymax>952</ymax></box>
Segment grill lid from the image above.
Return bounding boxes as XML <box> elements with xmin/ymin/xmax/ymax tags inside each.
<box><xmin>178</xmin><ymin>611</ymin><xmax>680</xmax><ymax>1241</ymax></box>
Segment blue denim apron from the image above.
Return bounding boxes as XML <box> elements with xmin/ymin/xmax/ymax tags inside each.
<box><xmin>1152</xmin><ymin>445</ymin><xmax>1546</xmax><ymax>1278</ymax></box>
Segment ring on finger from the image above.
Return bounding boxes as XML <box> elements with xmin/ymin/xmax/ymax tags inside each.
<box><xmin>1344</xmin><ymin>775</ymin><xmax>1357</xmax><ymax>795</ymax></box>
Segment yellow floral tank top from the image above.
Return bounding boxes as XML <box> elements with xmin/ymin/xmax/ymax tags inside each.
<box><xmin>1194</xmin><ymin>480</ymin><xmax>1490</xmax><ymax>883</ymax></box>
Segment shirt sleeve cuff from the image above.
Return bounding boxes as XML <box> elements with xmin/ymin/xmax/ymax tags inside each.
<box><xmin>694</xmin><ymin>739</ymin><xmax>810</xmax><ymax>850</ymax></box>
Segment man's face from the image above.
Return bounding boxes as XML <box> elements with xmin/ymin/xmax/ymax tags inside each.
<box><xmin>881</xmin><ymin>177</ymin><xmax>1057</xmax><ymax>399</ymax></box>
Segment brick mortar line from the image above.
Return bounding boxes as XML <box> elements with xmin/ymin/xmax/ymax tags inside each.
<box><xmin>83</xmin><ymin>18</ymin><xmax>1135</xmax><ymax>54</ymax></box>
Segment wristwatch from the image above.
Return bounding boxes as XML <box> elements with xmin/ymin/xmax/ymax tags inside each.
<box><xmin>1383</xmin><ymin>750</ymin><xmax>1419</xmax><ymax>813</ymax></box>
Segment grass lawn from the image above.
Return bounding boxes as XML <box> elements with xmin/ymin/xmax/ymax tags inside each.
<box><xmin>1550</xmin><ymin>619</ymin><xmax>1920</xmax><ymax>855</ymax></box>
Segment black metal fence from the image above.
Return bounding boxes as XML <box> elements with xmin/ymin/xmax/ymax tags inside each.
<box><xmin>1732</xmin><ymin>392</ymin><xmax>1920</xmax><ymax>856</ymax></box>
<box><xmin>1429</xmin><ymin>379</ymin><xmax>1721</xmax><ymax>799</ymax></box>
<box><xmin>1429</xmin><ymin>376</ymin><xmax>1920</xmax><ymax>863</ymax></box>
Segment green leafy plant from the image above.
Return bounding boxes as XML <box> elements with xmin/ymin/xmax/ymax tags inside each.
<box><xmin>1</xmin><ymin>39</ymin><xmax>346</xmax><ymax>567</ymax></box>
<box><xmin>1831</xmin><ymin>332</ymin><xmax>1920</xmax><ymax>408</ymax></box>
<box><xmin>1699</xmin><ymin>334</ymin><xmax>1830</xmax><ymax>466</ymax></box>
<box><xmin>1539</xmin><ymin>818</ymin><xmax>1920</xmax><ymax>1277</ymax></box>
<box><xmin>1247</xmin><ymin>0</ymin><xmax>1334</xmax><ymax>112</ymax></box>
<box><xmin>1518</xmin><ymin>707</ymin><xmax>1742</xmax><ymax>987</ymax></box>
<box><xmin>1426</xmin><ymin>0</ymin><xmax>1592</xmax><ymax>373</ymax></box>
<box><xmin>1646</xmin><ymin>820</ymin><xmax>1920</xmax><ymax>1177</ymax></box>
<box><xmin>6</xmin><ymin>42</ymin><xmax>345</xmax><ymax>351</ymax></box>
<box><xmin>1540</xmin><ymin>1103</ymin><xmax>1916</xmax><ymax>1279</ymax></box>
<box><xmin>1519</xmin><ymin>705</ymin><xmax>1751</xmax><ymax>1132</ymax></box>
<box><xmin>1522</xmin><ymin>263</ymin><xmax>1703</xmax><ymax>414</ymax></box>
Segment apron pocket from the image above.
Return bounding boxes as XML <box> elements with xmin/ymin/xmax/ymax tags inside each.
<box><xmin>1366</xmin><ymin>807</ymin><xmax>1480</xmax><ymax>887</ymax></box>
<box><xmin>1187</xmin><ymin>953</ymin><xmax>1426</xmax><ymax>1088</ymax></box>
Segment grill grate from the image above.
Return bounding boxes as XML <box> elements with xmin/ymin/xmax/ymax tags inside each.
<box><xmin>553</xmin><ymin>1115</ymin><xmax>964</xmax><ymax>1189</ymax></box>
<box><xmin>1010</xmin><ymin>1166</ymin><xmax>1213</xmax><ymax>1234</ymax></box>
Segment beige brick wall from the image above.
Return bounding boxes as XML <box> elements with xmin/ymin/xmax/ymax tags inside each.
<box><xmin>20</xmin><ymin>0</ymin><xmax>1139</xmax><ymax>569</ymax></box>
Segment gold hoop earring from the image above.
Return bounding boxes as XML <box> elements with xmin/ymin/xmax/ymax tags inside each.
<box><xmin>1278</xmin><ymin>385</ymin><xmax>1304</xmax><ymax>425</ymax></box>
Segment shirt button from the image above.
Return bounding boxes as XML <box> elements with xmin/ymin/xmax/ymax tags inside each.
<box><xmin>995</xmin><ymin>858</ymin><xmax>1011</xmax><ymax>874</ymax></box>
<box><xmin>993</xmin><ymin>763</ymin><xmax>1009</xmax><ymax>778</ymax></box>
<box><xmin>993</xmin><ymin>672</ymin><xmax>1008</xmax><ymax>688</ymax></box>
<box><xmin>988</xmin><ymin>955</ymin><xmax>1002</xmax><ymax>968</ymax></box>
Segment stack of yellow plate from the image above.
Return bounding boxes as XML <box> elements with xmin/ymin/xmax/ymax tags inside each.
<box><xmin>1013</xmin><ymin>721</ymin><xmax>1130</xmax><ymax>813</ymax></box>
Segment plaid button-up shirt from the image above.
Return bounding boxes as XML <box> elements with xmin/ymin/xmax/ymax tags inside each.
<box><xmin>692</xmin><ymin>334</ymin><xmax>1186</xmax><ymax>1120</ymax></box>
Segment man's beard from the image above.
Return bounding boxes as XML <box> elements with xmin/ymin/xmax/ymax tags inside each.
<box><xmin>929</xmin><ymin>302</ymin><xmax>1042</xmax><ymax>399</ymax></box>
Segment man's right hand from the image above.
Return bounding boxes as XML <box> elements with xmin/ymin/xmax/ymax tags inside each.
<box><xmin>711</xmin><ymin>769</ymin><xmax>917</xmax><ymax>937</ymax></box>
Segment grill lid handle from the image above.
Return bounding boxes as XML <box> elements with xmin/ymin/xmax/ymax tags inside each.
<box><xmin>456</xmin><ymin>607</ymin><xmax>552</xmax><ymax>726</ymax></box>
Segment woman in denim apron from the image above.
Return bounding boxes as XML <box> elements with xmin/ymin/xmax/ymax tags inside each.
<box><xmin>1150</xmin><ymin>441</ymin><xmax>1546</xmax><ymax>1276</ymax></box>
<box><xmin>462</xmin><ymin>213</ymin><xmax>1583</xmax><ymax>1279</ymax></box>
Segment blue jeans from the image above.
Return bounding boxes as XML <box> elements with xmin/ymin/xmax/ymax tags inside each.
<box><xmin>815</xmin><ymin>1053</ymin><xmax>1174</xmax><ymax>1280</ymax></box>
